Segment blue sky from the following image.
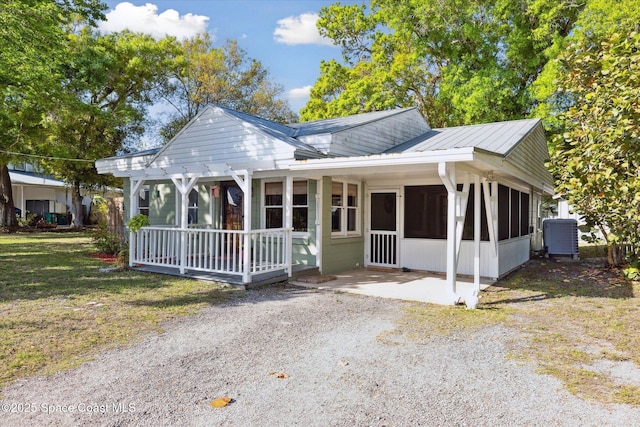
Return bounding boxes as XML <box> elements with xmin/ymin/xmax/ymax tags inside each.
<box><xmin>101</xmin><ymin>1</ymin><xmax>359</xmax><ymax>114</ymax></box>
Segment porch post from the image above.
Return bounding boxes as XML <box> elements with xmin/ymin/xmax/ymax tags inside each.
<box><xmin>242</xmin><ymin>171</ymin><xmax>252</xmax><ymax>284</ymax></box>
<box><xmin>171</xmin><ymin>175</ymin><xmax>198</xmax><ymax>274</ymax></box>
<box><xmin>467</xmin><ymin>174</ymin><xmax>482</xmax><ymax>309</ymax></box>
<box><xmin>129</xmin><ymin>179</ymin><xmax>145</xmax><ymax>268</ymax></box>
<box><xmin>438</xmin><ymin>162</ymin><xmax>459</xmax><ymax>304</ymax></box>
<box><xmin>228</xmin><ymin>166</ymin><xmax>252</xmax><ymax>283</ymax></box>
<box><xmin>284</xmin><ymin>175</ymin><xmax>293</xmax><ymax>277</ymax></box>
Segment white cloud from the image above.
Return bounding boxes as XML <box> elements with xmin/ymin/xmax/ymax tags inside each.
<box><xmin>98</xmin><ymin>2</ymin><xmax>209</xmax><ymax>40</ymax></box>
<box><xmin>274</xmin><ymin>13</ymin><xmax>333</xmax><ymax>46</ymax></box>
<box><xmin>289</xmin><ymin>85</ymin><xmax>312</xmax><ymax>100</ymax></box>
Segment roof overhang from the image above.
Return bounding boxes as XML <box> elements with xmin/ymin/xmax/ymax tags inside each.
<box><xmin>9</xmin><ymin>171</ymin><xmax>67</xmax><ymax>188</ymax></box>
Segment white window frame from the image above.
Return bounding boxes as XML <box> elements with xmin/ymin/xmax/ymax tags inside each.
<box><xmin>138</xmin><ymin>186</ymin><xmax>150</xmax><ymax>217</ymax></box>
<box><xmin>292</xmin><ymin>180</ymin><xmax>309</xmax><ymax>237</ymax></box>
<box><xmin>262</xmin><ymin>179</ymin><xmax>310</xmax><ymax>236</ymax></box>
<box><xmin>188</xmin><ymin>186</ymin><xmax>199</xmax><ymax>225</ymax></box>
<box><xmin>263</xmin><ymin>179</ymin><xmax>284</xmax><ymax>230</ymax></box>
<box><xmin>331</xmin><ymin>180</ymin><xmax>361</xmax><ymax>238</ymax></box>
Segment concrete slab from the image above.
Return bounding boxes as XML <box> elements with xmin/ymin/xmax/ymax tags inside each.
<box><xmin>291</xmin><ymin>268</ymin><xmax>494</xmax><ymax>306</ymax></box>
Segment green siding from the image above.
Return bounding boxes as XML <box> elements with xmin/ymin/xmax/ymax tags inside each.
<box><xmin>320</xmin><ymin>176</ymin><xmax>364</xmax><ymax>274</ymax></box>
<box><xmin>150</xmin><ymin>181</ymin><xmax>177</xmax><ymax>225</ymax></box>
<box><xmin>122</xmin><ymin>178</ymin><xmax>175</xmax><ymax>225</ymax></box>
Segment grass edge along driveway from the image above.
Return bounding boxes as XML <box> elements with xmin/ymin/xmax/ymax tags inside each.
<box><xmin>1</xmin><ymin>233</ymin><xmax>639</xmax><ymax>406</ymax></box>
<box><xmin>0</xmin><ymin>232</ymin><xmax>240</xmax><ymax>389</ymax></box>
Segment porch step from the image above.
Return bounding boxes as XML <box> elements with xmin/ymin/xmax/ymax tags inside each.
<box><xmin>291</xmin><ymin>266</ymin><xmax>320</xmax><ymax>279</ymax></box>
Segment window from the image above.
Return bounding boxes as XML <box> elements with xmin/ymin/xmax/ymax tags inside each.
<box><xmin>510</xmin><ymin>188</ymin><xmax>520</xmax><ymax>239</ymax></box>
<box><xmin>138</xmin><ymin>188</ymin><xmax>150</xmax><ymax>217</ymax></box>
<box><xmin>461</xmin><ymin>184</ymin><xmax>489</xmax><ymax>241</ymax></box>
<box><xmin>265</xmin><ymin>182</ymin><xmax>283</xmax><ymax>228</ymax></box>
<box><xmin>188</xmin><ymin>188</ymin><xmax>198</xmax><ymax>224</ymax></box>
<box><xmin>404</xmin><ymin>185</ymin><xmax>447</xmax><ymax>239</ymax></box>
<box><xmin>331</xmin><ymin>181</ymin><xmax>359</xmax><ymax>236</ymax></box>
<box><xmin>405</xmin><ymin>185</ymin><xmax>489</xmax><ymax>241</ymax></box>
<box><xmin>498</xmin><ymin>184</ymin><xmax>531</xmax><ymax>241</ymax></box>
<box><xmin>13</xmin><ymin>162</ymin><xmax>26</xmax><ymax>171</ymax></box>
<box><xmin>293</xmin><ymin>180</ymin><xmax>308</xmax><ymax>232</ymax></box>
<box><xmin>498</xmin><ymin>185</ymin><xmax>510</xmax><ymax>240</ymax></box>
<box><xmin>520</xmin><ymin>193</ymin><xmax>530</xmax><ymax>236</ymax></box>
<box><xmin>263</xmin><ymin>180</ymin><xmax>308</xmax><ymax>231</ymax></box>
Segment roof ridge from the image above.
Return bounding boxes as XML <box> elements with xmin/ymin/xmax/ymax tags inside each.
<box><xmin>290</xmin><ymin>107</ymin><xmax>419</xmax><ymax>137</ymax></box>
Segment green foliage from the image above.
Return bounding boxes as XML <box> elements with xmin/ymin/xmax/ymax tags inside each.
<box><xmin>548</xmin><ymin>31</ymin><xmax>640</xmax><ymax>266</ymax></box>
<box><xmin>91</xmin><ymin>225</ymin><xmax>123</xmax><ymax>255</ymax></box>
<box><xmin>302</xmin><ymin>0</ymin><xmax>585</xmax><ymax>126</ymax></box>
<box><xmin>0</xmin><ymin>0</ymin><xmax>106</xmax><ymax>226</ymax></box>
<box><xmin>160</xmin><ymin>36</ymin><xmax>297</xmax><ymax>142</ymax></box>
<box><xmin>127</xmin><ymin>214</ymin><xmax>150</xmax><ymax>233</ymax></box>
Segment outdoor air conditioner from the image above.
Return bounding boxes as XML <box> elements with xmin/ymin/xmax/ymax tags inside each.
<box><xmin>543</xmin><ymin>218</ymin><xmax>579</xmax><ymax>259</ymax></box>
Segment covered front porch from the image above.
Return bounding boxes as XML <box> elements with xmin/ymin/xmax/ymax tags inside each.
<box><xmin>127</xmin><ymin>168</ymin><xmax>306</xmax><ymax>285</ymax></box>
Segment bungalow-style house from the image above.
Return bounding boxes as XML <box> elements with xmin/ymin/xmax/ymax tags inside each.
<box><xmin>95</xmin><ymin>105</ymin><xmax>553</xmax><ymax>306</ymax></box>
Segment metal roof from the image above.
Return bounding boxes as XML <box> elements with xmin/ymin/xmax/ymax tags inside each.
<box><xmin>289</xmin><ymin>107</ymin><xmax>418</xmax><ymax>137</ymax></box>
<box><xmin>219</xmin><ymin>106</ymin><xmax>321</xmax><ymax>155</ymax></box>
<box><xmin>9</xmin><ymin>171</ymin><xmax>67</xmax><ymax>187</ymax></box>
<box><xmin>386</xmin><ymin>118</ymin><xmax>541</xmax><ymax>156</ymax></box>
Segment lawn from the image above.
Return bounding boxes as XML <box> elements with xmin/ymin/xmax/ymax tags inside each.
<box><xmin>0</xmin><ymin>232</ymin><xmax>240</xmax><ymax>389</ymax></box>
<box><xmin>2</xmin><ymin>234</ymin><xmax>639</xmax><ymax>407</ymax></box>
<box><xmin>393</xmin><ymin>246</ymin><xmax>640</xmax><ymax>405</ymax></box>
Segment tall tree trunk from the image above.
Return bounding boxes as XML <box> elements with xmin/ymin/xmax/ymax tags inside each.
<box><xmin>0</xmin><ymin>164</ymin><xmax>17</xmax><ymax>227</ymax></box>
<box><xmin>71</xmin><ymin>180</ymin><xmax>85</xmax><ymax>228</ymax></box>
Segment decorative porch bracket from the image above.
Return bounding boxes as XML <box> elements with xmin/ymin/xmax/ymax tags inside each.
<box><xmin>171</xmin><ymin>175</ymin><xmax>199</xmax><ymax>274</ymax></box>
<box><xmin>226</xmin><ymin>165</ymin><xmax>253</xmax><ymax>284</ymax></box>
<box><xmin>481</xmin><ymin>178</ymin><xmax>499</xmax><ymax>257</ymax></box>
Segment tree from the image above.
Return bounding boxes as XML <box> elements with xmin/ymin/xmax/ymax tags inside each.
<box><xmin>546</xmin><ymin>31</ymin><xmax>640</xmax><ymax>267</ymax></box>
<box><xmin>301</xmin><ymin>0</ymin><xmax>584</xmax><ymax>126</ymax></box>
<box><xmin>41</xmin><ymin>28</ymin><xmax>179</xmax><ymax>227</ymax></box>
<box><xmin>160</xmin><ymin>35</ymin><xmax>296</xmax><ymax>142</ymax></box>
<box><xmin>0</xmin><ymin>0</ymin><xmax>106</xmax><ymax>226</ymax></box>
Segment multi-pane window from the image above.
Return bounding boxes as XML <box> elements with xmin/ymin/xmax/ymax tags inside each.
<box><xmin>498</xmin><ymin>184</ymin><xmax>530</xmax><ymax>241</ymax></box>
<box><xmin>264</xmin><ymin>180</ymin><xmax>309</xmax><ymax>231</ymax></box>
<box><xmin>332</xmin><ymin>181</ymin><xmax>359</xmax><ymax>235</ymax></box>
<box><xmin>265</xmin><ymin>182</ymin><xmax>283</xmax><ymax>228</ymax></box>
<box><xmin>138</xmin><ymin>188</ymin><xmax>150</xmax><ymax>217</ymax></box>
<box><xmin>293</xmin><ymin>180</ymin><xmax>308</xmax><ymax>232</ymax></box>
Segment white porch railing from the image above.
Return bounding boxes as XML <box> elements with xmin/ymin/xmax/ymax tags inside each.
<box><xmin>130</xmin><ymin>226</ymin><xmax>291</xmax><ymax>281</ymax></box>
<box><xmin>369</xmin><ymin>230</ymin><xmax>398</xmax><ymax>267</ymax></box>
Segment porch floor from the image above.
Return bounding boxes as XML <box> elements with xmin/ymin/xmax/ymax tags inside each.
<box><xmin>132</xmin><ymin>264</ymin><xmax>319</xmax><ymax>288</ymax></box>
<box><xmin>291</xmin><ymin>268</ymin><xmax>495</xmax><ymax>305</ymax></box>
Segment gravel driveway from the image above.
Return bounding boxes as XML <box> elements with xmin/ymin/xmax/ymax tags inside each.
<box><xmin>1</xmin><ymin>285</ymin><xmax>639</xmax><ymax>426</ymax></box>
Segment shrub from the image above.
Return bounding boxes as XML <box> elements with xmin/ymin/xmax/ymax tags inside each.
<box><xmin>127</xmin><ymin>214</ymin><xmax>149</xmax><ymax>233</ymax></box>
<box><xmin>91</xmin><ymin>225</ymin><xmax>123</xmax><ymax>255</ymax></box>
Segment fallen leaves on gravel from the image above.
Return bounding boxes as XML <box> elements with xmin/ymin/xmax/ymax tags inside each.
<box><xmin>268</xmin><ymin>371</ymin><xmax>289</xmax><ymax>379</ymax></box>
<box><xmin>210</xmin><ymin>397</ymin><xmax>232</xmax><ymax>408</ymax></box>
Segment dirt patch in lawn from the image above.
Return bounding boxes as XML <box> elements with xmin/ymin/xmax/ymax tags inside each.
<box><xmin>86</xmin><ymin>252</ymin><xmax>118</xmax><ymax>263</ymax></box>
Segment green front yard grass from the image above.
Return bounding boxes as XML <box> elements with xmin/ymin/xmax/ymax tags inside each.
<box><xmin>0</xmin><ymin>232</ymin><xmax>240</xmax><ymax>389</ymax></box>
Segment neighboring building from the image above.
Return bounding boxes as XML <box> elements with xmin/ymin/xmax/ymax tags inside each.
<box><xmin>96</xmin><ymin>105</ymin><xmax>554</xmax><ymax>305</ymax></box>
<box><xmin>8</xmin><ymin>162</ymin><xmax>113</xmax><ymax>225</ymax></box>
<box><xmin>9</xmin><ymin>162</ymin><xmax>73</xmax><ymax>222</ymax></box>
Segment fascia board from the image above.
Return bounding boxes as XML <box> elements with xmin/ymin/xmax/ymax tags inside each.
<box><xmin>289</xmin><ymin>147</ymin><xmax>476</xmax><ymax>171</ymax></box>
